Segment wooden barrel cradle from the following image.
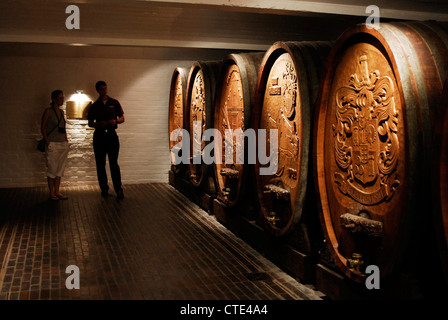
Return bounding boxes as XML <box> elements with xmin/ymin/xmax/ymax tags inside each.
<box><xmin>186</xmin><ymin>60</ymin><xmax>223</xmax><ymax>188</ymax></box>
<box><xmin>314</xmin><ymin>22</ymin><xmax>448</xmax><ymax>284</ymax></box>
<box><xmin>252</xmin><ymin>41</ymin><xmax>332</xmax><ymax>238</ymax></box>
<box><xmin>434</xmin><ymin>74</ymin><xmax>448</xmax><ymax>284</ymax></box>
<box><xmin>169</xmin><ymin>66</ymin><xmax>189</xmax><ymax>174</ymax></box>
<box><xmin>213</xmin><ymin>52</ymin><xmax>265</xmax><ymax>207</ymax></box>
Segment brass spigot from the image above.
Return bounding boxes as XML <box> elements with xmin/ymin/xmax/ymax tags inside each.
<box><xmin>343</xmin><ymin>223</ymin><xmax>356</xmax><ymax>230</ymax></box>
<box><xmin>222</xmin><ymin>188</ymin><xmax>231</xmax><ymax>197</ymax></box>
<box><xmin>266</xmin><ymin>212</ymin><xmax>280</xmax><ymax>227</ymax></box>
<box><xmin>347</xmin><ymin>253</ymin><xmax>364</xmax><ymax>272</ymax></box>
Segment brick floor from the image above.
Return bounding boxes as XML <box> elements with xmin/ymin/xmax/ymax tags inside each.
<box><xmin>0</xmin><ymin>183</ymin><xmax>322</xmax><ymax>301</ymax></box>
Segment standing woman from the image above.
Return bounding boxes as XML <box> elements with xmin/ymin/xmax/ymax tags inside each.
<box><xmin>41</xmin><ymin>89</ymin><xmax>70</xmax><ymax>201</ymax></box>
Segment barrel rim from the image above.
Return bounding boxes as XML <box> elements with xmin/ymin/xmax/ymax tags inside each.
<box><xmin>433</xmin><ymin>73</ymin><xmax>448</xmax><ymax>284</ymax></box>
<box><xmin>169</xmin><ymin>66</ymin><xmax>189</xmax><ymax>174</ymax></box>
<box><xmin>186</xmin><ymin>61</ymin><xmax>220</xmax><ymax>187</ymax></box>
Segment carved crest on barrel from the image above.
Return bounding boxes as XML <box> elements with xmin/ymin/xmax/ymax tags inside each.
<box><xmin>283</xmin><ymin>62</ymin><xmax>298</xmax><ymax>119</ymax></box>
<box><xmin>333</xmin><ymin>55</ymin><xmax>400</xmax><ymax>205</ymax></box>
<box><xmin>221</xmin><ymin>68</ymin><xmax>244</xmax><ymax>131</ymax></box>
<box><xmin>267</xmin><ymin>60</ymin><xmax>299</xmax><ymax>179</ymax></box>
<box><xmin>192</xmin><ymin>73</ymin><xmax>206</xmax><ymax>149</ymax></box>
<box><xmin>174</xmin><ymin>76</ymin><xmax>184</xmax><ymax>133</ymax></box>
<box><xmin>220</xmin><ymin>67</ymin><xmax>244</xmax><ymax>163</ymax></box>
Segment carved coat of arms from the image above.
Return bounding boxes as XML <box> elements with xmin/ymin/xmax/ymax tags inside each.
<box><xmin>192</xmin><ymin>73</ymin><xmax>206</xmax><ymax>151</ymax></box>
<box><xmin>267</xmin><ymin>61</ymin><xmax>300</xmax><ymax>178</ymax></box>
<box><xmin>220</xmin><ymin>67</ymin><xmax>244</xmax><ymax>165</ymax></box>
<box><xmin>174</xmin><ymin>76</ymin><xmax>184</xmax><ymax>133</ymax></box>
<box><xmin>333</xmin><ymin>55</ymin><xmax>400</xmax><ymax>205</ymax></box>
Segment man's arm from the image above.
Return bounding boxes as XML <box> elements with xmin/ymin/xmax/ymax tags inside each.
<box><xmin>117</xmin><ymin>103</ymin><xmax>125</xmax><ymax>124</ymax></box>
<box><xmin>87</xmin><ymin>104</ymin><xmax>96</xmax><ymax>128</ymax></box>
<box><xmin>91</xmin><ymin>119</ymin><xmax>108</xmax><ymax>129</ymax></box>
<box><xmin>109</xmin><ymin>102</ymin><xmax>125</xmax><ymax>126</ymax></box>
<box><xmin>88</xmin><ymin>118</ymin><xmax>95</xmax><ymax>128</ymax></box>
<box><xmin>88</xmin><ymin>104</ymin><xmax>107</xmax><ymax>129</ymax></box>
<box><xmin>107</xmin><ymin>115</ymin><xmax>124</xmax><ymax>126</ymax></box>
<box><xmin>117</xmin><ymin>114</ymin><xmax>125</xmax><ymax>124</ymax></box>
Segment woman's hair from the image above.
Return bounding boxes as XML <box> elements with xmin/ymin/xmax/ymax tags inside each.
<box><xmin>50</xmin><ymin>89</ymin><xmax>63</xmax><ymax>105</ymax></box>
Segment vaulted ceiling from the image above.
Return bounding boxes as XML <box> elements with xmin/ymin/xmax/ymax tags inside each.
<box><xmin>0</xmin><ymin>0</ymin><xmax>447</xmax><ymax>51</ymax></box>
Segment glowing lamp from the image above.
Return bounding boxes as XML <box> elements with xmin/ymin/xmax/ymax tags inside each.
<box><xmin>67</xmin><ymin>90</ymin><xmax>92</xmax><ymax>119</ymax></box>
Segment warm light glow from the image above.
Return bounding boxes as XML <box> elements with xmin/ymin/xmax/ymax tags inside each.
<box><xmin>69</xmin><ymin>90</ymin><xmax>91</xmax><ymax>102</ymax></box>
<box><xmin>67</xmin><ymin>90</ymin><xmax>92</xmax><ymax>119</ymax></box>
<box><xmin>68</xmin><ymin>43</ymin><xmax>91</xmax><ymax>47</ymax></box>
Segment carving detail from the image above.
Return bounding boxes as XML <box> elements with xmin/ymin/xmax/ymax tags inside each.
<box><xmin>192</xmin><ymin>73</ymin><xmax>206</xmax><ymax>153</ymax></box>
<box><xmin>333</xmin><ymin>55</ymin><xmax>400</xmax><ymax>205</ymax></box>
<box><xmin>267</xmin><ymin>61</ymin><xmax>299</xmax><ymax>179</ymax></box>
<box><xmin>283</xmin><ymin>62</ymin><xmax>298</xmax><ymax>119</ymax></box>
<box><xmin>221</xmin><ymin>67</ymin><xmax>244</xmax><ymax>164</ymax></box>
<box><xmin>259</xmin><ymin>55</ymin><xmax>301</xmax><ymax>234</ymax></box>
<box><xmin>173</xmin><ymin>76</ymin><xmax>184</xmax><ymax>132</ymax></box>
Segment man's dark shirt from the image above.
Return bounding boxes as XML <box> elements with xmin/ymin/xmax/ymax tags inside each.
<box><xmin>88</xmin><ymin>96</ymin><xmax>124</xmax><ymax>131</ymax></box>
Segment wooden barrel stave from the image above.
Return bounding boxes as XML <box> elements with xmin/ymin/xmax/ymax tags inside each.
<box><xmin>314</xmin><ymin>21</ymin><xmax>448</xmax><ymax>283</ymax></box>
<box><xmin>186</xmin><ymin>60</ymin><xmax>222</xmax><ymax>189</ymax></box>
<box><xmin>253</xmin><ymin>41</ymin><xmax>332</xmax><ymax>238</ymax></box>
<box><xmin>434</xmin><ymin>74</ymin><xmax>448</xmax><ymax>285</ymax></box>
<box><xmin>213</xmin><ymin>52</ymin><xmax>265</xmax><ymax>206</ymax></box>
<box><xmin>169</xmin><ymin>66</ymin><xmax>189</xmax><ymax>175</ymax></box>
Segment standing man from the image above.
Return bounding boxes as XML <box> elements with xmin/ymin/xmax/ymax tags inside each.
<box><xmin>88</xmin><ymin>81</ymin><xmax>125</xmax><ymax>199</ymax></box>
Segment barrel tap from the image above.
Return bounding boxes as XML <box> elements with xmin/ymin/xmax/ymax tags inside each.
<box><xmin>266</xmin><ymin>212</ymin><xmax>280</xmax><ymax>227</ymax></box>
<box><xmin>347</xmin><ymin>253</ymin><xmax>364</xmax><ymax>272</ymax></box>
<box><xmin>222</xmin><ymin>187</ymin><xmax>231</xmax><ymax>197</ymax></box>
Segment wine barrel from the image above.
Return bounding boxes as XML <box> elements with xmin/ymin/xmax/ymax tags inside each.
<box><xmin>314</xmin><ymin>22</ymin><xmax>448</xmax><ymax>283</ymax></box>
<box><xmin>169</xmin><ymin>66</ymin><xmax>189</xmax><ymax>174</ymax></box>
<box><xmin>434</xmin><ymin>74</ymin><xmax>448</xmax><ymax>284</ymax></box>
<box><xmin>252</xmin><ymin>41</ymin><xmax>332</xmax><ymax>237</ymax></box>
<box><xmin>186</xmin><ymin>60</ymin><xmax>222</xmax><ymax>188</ymax></box>
<box><xmin>213</xmin><ymin>52</ymin><xmax>265</xmax><ymax>207</ymax></box>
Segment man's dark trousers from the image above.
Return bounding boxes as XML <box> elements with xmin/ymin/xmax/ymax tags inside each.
<box><xmin>93</xmin><ymin>130</ymin><xmax>123</xmax><ymax>194</ymax></box>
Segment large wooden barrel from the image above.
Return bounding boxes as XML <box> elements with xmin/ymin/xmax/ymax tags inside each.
<box><xmin>213</xmin><ymin>52</ymin><xmax>265</xmax><ymax>207</ymax></box>
<box><xmin>314</xmin><ymin>22</ymin><xmax>448</xmax><ymax>284</ymax></box>
<box><xmin>252</xmin><ymin>41</ymin><xmax>332</xmax><ymax>237</ymax></box>
<box><xmin>186</xmin><ymin>60</ymin><xmax>222</xmax><ymax>188</ymax></box>
<box><xmin>434</xmin><ymin>74</ymin><xmax>448</xmax><ymax>284</ymax></box>
<box><xmin>169</xmin><ymin>66</ymin><xmax>189</xmax><ymax>174</ymax></box>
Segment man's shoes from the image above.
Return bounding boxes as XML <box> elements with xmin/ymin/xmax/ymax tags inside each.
<box><xmin>116</xmin><ymin>190</ymin><xmax>124</xmax><ymax>200</ymax></box>
<box><xmin>101</xmin><ymin>190</ymin><xmax>109</xmax><ymax>197</ymax></box>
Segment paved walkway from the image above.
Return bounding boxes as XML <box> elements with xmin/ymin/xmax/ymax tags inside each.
<box><xmin>0</xmin><ymin>183</ymin><xmax>322</xmax><ymax>301</ymax></box>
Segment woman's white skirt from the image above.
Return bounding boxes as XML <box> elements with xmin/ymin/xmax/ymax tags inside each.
<box><xmin>45</xmin><ymin>141</ymin><xmax>69</xmax><ymax>179</ymax></box>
